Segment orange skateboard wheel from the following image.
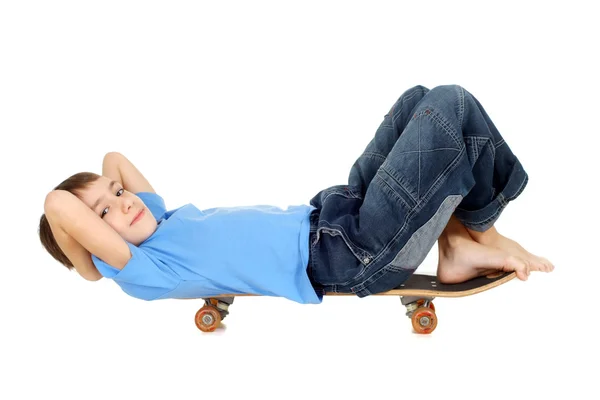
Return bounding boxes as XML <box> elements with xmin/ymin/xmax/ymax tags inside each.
<box><xmin>411</xmin><ymin>307</ymin><xmax>437</xmax><ymax>334</ymax></box>
<box><xmin>195</xmin><ymin>306</ymin><xmax>222</xmax><ymax>332</ymax></box>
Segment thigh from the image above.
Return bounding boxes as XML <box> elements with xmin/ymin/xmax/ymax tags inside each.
<box><xmin>309</xmin><ymin>85</ymin><xmax>471</xmax><ymax>292</ymax></box>
<box><xmin>354</xmin><ymin>88</ymin><xmax>465</xmax><ymax>254</ymax></box>
<box><xmin>348</xmin><ymin>85</ymin><xmax>430</xmax><ymax>197</ymax></box>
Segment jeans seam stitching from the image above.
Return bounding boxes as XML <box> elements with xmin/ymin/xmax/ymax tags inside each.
<box><xmin>375</xmin><ymin>171</ymin><xmax>414</xmax><ymax>209</ymax></box>
<box><xmin>391</xmin><ymin>88</ymin><xmax>427</xmax><ymax>127</ymax></box>
<box><xmin>427</xmin><ymin>111</ymin><xmax>462</xmax><ymax>149</ymax></box>
<box><xmin>417</xmin><ymin>114</ymin><xmax>421</xmax><ymax>198</ymax></box>
<box><xmin>361</xmin><ymin>151</ymin><xmax>387</xmax><ymax>162</ymax></box>
<box><xmin>458</xmin><ymin>85</ymin><xmax>465</xmax><ymax>129</ymax></box>
<box><xmin>356</xmin><ymin>266</ymin><xmax>394</xmax><ymax>293</ymax></box>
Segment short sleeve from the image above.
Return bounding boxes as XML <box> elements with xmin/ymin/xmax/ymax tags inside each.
<box><xmin>92</xmin><ymin>242</ymin><xmax>180</xmax><ymax>301</ymax></box>
<box><xmin>135</xmin><ymin>192</ymin><xmax>167</xmax><ymax>221</ymax></box>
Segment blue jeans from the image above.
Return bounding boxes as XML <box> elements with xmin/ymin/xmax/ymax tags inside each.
<box><xmin>307</xmin><ymin>84</ymin><xmax>529</xmax><ymax>297</ymax></box>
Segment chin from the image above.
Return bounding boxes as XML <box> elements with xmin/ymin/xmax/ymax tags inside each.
<box><xmin>129</xmin><ymin>231</ymin><xmax>154</xmax><ymax>246</ymax></box>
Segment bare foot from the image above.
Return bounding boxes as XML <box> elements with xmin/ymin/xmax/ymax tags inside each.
<box><xmin>437</xmin><ymin>228</ymin><xmax>531</xmax><ymax>284</ymax></box>
<box><xmin>464</xmin><ymin>222</ymin><xmax>555</xmax><ymax>273</ymax></box>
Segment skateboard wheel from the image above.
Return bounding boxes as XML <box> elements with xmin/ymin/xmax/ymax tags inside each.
<box><xmin>195</xmin><ymin>306</ymin><xmax>222</xmax><ymax>332</ymax></box>
<box><xmin>411</xmin><ymin>307</ymin><xmax>437</xmax><ymax>334</ymax></box>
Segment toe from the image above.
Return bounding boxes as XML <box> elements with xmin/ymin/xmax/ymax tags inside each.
<box><xmin>522</xmin><ymin>259</ymin><xmax>531</xmax><ymax>280</ymax></box>
<box><xmin>535</xmin><ymin>256</ymin><xmax>547</xmax><ymax>271</ymax></box>
<box><xmin>517</xmin><ymin>269</ymin><xmax>529</xmax><ymax>281</ymax></box>
<box><xmin>509</xmin><ymin>255</ymin><xmax>529</xmax><ymax>281</ymax></box>
<box><xmin>536</xmin><ymin>256</ymin><xmax>551</xmax><ymax>272</ymax></box>
<box><xmin>540</xmin><ymin>257</ymin><xmax>555</xmax><ymax>271</ymax></box>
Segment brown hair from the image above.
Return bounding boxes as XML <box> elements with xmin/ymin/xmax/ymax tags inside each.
<box><xmin>38</xmin><ymin>172</ymin><xmax>102</xmax><ymax>270</ymax></box>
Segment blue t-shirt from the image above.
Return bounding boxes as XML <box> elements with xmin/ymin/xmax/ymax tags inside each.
<box><xmin>91</xmin><ymin>192</ymin><xmax>322</xmax><ymax>304</ymax></box>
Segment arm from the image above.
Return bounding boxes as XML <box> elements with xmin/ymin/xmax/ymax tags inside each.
<box><xmin>45</xmin><ymin>152</ymin><xmax>154</xmax><ymax>280</ymax></box>
<box><xmin>45</xmin><ymin>213</ymin><xmax>103</xmax><ymax>281</ymax></box>
<box><xmin>46</xmin><ymin>152</ymin><xmax>155</xmax><ymax>281</ymax></box>
<box><xmin>44</xmin><ymin>190</ymin><xmax>132</xmax><ymax>273</ymax></box>
<box><xmin>102</xmin><ymin>152</ymin><xmax>156</xmax><ymax>194</ymax></box>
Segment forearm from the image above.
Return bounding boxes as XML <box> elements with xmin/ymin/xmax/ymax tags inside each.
<box><xmin>45</xmin><ymin>189</ymin><xmax>131</xmax><ymax>271</ymax></box>
<box><xmin>102</xmin><ymin>152</ymin><xmax>123</xmax><ymax>185</ymax></box>
<box><xmin>102</xmin><ymin>152</ymin><xmax>155</xmax><ymax>194</ymax></box>
<box><xmin>45</xmin><ymin>207</ymin><xmax>103</xmax><ymax>281</ymax></box>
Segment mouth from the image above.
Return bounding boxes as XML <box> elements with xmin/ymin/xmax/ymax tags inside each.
<box><xmin>131</xmin><ymin>209</ymin><xmax>145</xmax><ymax>226</ymax></box>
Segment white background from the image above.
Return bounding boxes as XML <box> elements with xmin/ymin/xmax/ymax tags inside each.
<box><xmin>1</xmin><ymin>0</ymin><xmax>598</xmax><ymax>399</ymax></box>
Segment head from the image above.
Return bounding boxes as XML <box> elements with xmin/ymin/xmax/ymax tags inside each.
<box><xmin>38</xmin><ymin>172</ymin><xmax>157</xmax><ymax>270</ymax></box>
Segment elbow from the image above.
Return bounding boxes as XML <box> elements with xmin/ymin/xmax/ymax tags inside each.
<box><xmin>81</xmin><ymin>270</ymin><xmax>103</xmax><ymax>282</ymax></box>
<box><xmin>103</xmin><ymin>151</ymin><xmax>124</xmax><ymax>163</ymax></box>
<box><xmin>44</xmin><ymin>191</ymin><xmax>64</xmax><ymax>214</ymax></box>
<box><xmin>44</xmin><ymin>190</ymin><xmax>73</xmax><ymax>219</ymax></box>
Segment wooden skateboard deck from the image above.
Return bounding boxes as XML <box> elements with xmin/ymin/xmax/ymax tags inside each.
<box><xmin>194</xmin><ymin>271</ymin><xmax>516</xmax><ymax>334</ymax></box>
<box><xmin>326</xmin><ymin>270</ymin><xmax>516</xmax><ymax>297</ymax></box>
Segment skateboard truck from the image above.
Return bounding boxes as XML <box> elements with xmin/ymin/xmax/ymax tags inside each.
<box><xmin>195</xmin><ymin>297</ymin><xmax>235</xmax><ymax>332</ymax></box>
<box><xmin>401</xmin><ymin>296</ymin><xmax>437</xmax><ymax>334</ymax></box>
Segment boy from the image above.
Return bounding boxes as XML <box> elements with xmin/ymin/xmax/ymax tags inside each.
<box><xmin>39</xmin><ymin>85</ymin><xmax>554</xmax><ymax>304</ymax></box>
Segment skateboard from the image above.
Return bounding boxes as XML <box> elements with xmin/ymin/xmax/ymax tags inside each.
<box><xmin>194</xmin><ymin>271</ymin><xmax>516</xmax><ymax>334</ymax></box>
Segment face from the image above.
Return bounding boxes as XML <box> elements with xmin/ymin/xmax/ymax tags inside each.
<box><xmin>78</xmin><ymin>176</ymin><xmax>157</xmax><ymax>246</ymax></box>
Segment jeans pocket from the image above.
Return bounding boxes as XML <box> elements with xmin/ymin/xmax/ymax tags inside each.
<box><xmin>310</xmin><ymin>225</ymin><xmax>373</xmax><ymax>287</ymax></box>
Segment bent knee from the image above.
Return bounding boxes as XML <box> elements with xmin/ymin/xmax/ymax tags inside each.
<box><xmin>423</xmin><ymin>84</ymin><xmax>465</xmax><ymax>112</ymax></box>
<box><xmin>429</xmin><ymin>84</ymin><xmax>464</xmax><ymax>97</ymax></box>
<box><xmin>407</xmin><ymin>85</ymin><xmax>430</xmax><ymax>99</ymax></box>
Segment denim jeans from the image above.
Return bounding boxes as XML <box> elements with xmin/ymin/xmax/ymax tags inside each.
<box><xmin>307</xmin><ymin>84</ymin><xmax>529</xmax><ymax>297</ymax></box>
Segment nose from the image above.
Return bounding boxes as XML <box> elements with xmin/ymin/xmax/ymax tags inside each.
<box><xmin>121</xmin><ymin>196</ymin><xmax>134</xmax><ymax>212</ymax></box>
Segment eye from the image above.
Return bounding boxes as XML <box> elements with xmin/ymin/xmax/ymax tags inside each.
<box><xmin>100</xmin><ymin>188</ymin><xmax>125</xmax><ymax>218</ymax></box>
